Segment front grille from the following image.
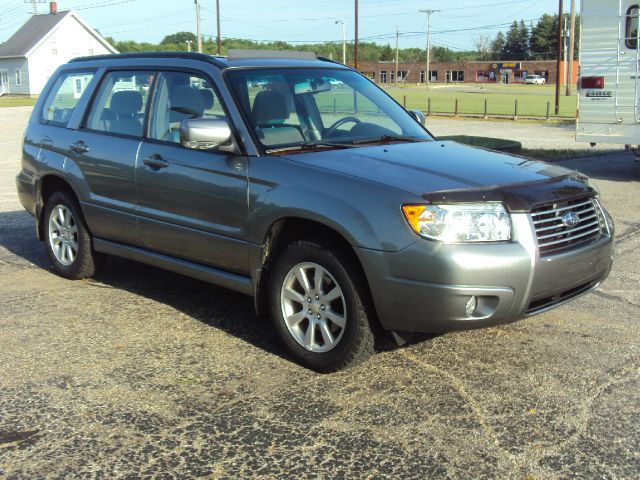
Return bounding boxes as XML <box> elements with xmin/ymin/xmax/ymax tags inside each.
<box><xmin>531</xmin><ymin>196</ymin><xmax>604</xmax><ymax>256</ymax></box>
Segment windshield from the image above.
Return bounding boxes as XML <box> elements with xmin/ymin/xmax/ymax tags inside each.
<box><xmin>226</xmin><ymin>68</ymin><xmax>433</xmax><ymax>152</ymax></box>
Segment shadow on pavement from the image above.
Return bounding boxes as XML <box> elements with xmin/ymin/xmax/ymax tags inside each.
<box><xmin>557</xmin><ymin>151</ymin><xmax>640</xmax><ymax>183</ymax></box>
<box><xmin>0</xmin><ymin>210</ymin><xmax>413</xmax><ymax>363</ymax></box>
<box><xmin>0</xmin><ymin>209</ymin><xmax>295</xmax><ymax>363</ymax></box>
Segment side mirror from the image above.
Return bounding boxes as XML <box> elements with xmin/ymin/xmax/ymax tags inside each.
<box><xmin>409</xmin><ymin>109</ymin><xmax>426</xmax><ymax>126</ymax></box>
<box><xmin>180</xmin><ymin>118</ymin><xmax>237</xmax><ymax>153</ymax></box>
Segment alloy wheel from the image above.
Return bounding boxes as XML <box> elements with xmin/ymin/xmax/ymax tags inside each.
<box><xmin>280</xmin><ymin>262</ymin><xmax>347</xmax><ymax>352</ymax></box>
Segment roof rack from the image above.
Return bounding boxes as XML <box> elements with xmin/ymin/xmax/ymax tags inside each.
<box><xmin>227</xmin><ymin>49</ymin><xmax>318</xmax><ymax>60</ymax></box>
<box><xmin>68</xmin><ymin>51</ymin><xmax>227</xmax><ymax>69</ymax></box>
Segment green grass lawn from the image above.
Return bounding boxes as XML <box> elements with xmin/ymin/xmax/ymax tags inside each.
<box><xmin>0</xmin><ymin>96</ymin><xmax>37</xmax><ymax>108</ymax></box>
<box><xmin>381</xmin><ymin>84</ymin><xmax>578</xmax><ymax>118</ymax></box>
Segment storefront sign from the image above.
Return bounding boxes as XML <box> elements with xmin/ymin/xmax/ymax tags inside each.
<box><xmin>493</xmin><ymin>62</ymin><xmax>522</xmax><ymax>70</ymax></box>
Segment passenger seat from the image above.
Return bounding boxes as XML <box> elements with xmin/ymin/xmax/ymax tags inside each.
<box><xmin>108</xmin><ymin>90</ymin><xmax>143</xmax><ymax>137</ymax></box>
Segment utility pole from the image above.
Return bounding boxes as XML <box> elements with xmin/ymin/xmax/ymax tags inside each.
<box><xmin>354</xmin><ymin>0</ymin><xmax>359</xmax><ymax>69</ymax></box>
<box><xmin>419</xmin><ymin>9</ymin><xmax>441</xmax><ymax>91</ymax></box>
<box><xmin>335</xmin><ymin>20</ymin><xmax>346</xmax><ymax>65</ymax></box>
<box><xmin>555</xmin><ymin>0</ymin><xmax>563</xmax><ymax>115</ymax></box>
<box><xmin>566</xmin><ymin>0</ymin><xmax>577</xmax><ymax>96</ymax></box>
<box><xmin>395</xmin><ymin>25</ymin><xmax>399</xmax><ymax>86</ymax></box>
<box><xmin>563</xmin><ymin>16</ymin><xmax>568</xmax><ymax>86</ymax></box>
<box><xmin>186</xmin><ymin>40</ymin><xmax>193</xmax><ymax>52</ymax></box>
<box><xmin>216</xmin><ymin>0</ymin><xmax>222</xmax><ymax>55</ymax></box>
<box><xmin>195</xmin><ymin>0</ymin><xmax>203</xmax><ymax>53</ymax></box>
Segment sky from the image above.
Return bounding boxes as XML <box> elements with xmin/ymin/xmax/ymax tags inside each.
<box><xmin>0</xmin><ymin>0</ymin><xmax>576</xmax><ymax>51</ymax></box>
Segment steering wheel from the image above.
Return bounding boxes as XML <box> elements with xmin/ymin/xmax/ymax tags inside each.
<box><xmin>325</xmin><ymin>116</ymin><xmax>362</xmax><ymax>138</ymax></box>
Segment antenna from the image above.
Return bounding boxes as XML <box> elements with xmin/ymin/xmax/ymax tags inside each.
<box><xmin>24</xmin><ymin>0</ymin><xmax>46</xmax><ymax>15</ymax></box>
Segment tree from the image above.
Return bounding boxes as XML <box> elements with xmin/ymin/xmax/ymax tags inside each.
<box><xmin>491</xmin><ymin>32</ymin><xmax>506</xmax><ymax>60</ymax></box>
<box><xmin>379</xmin><ymin>44</ymin><xmax>394</xmax><ymax>61</ymax></box>
<box><xmin>473</xmin><ymin>34</ymin><xmax>493</xmax><ymax>61</ymax></box>
<box><xmin>530</xmin><ymin>14</ymin><xmax>557</xmax><ymax>59</ymax></box>
<box><xmin>503</xmin><ymin>20</ymin><xmax>528</xmax><ymax>59</ymax></box>
<box><xmin>161</xmin><ymin>32</ymin><xmax>197</xmax><ymax>45</ymax></box>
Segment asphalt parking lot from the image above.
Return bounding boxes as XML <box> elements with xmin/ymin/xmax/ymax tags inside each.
<box><xmin>1</xmin><ymin>106</ymin><xmax>639</xmax><ymax>479</ymax></box>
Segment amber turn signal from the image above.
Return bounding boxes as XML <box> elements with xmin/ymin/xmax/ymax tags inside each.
<box><xmin>402</xmin><ymin>205</ymin><xmax>427</xmax><ymax>234</ymax></box>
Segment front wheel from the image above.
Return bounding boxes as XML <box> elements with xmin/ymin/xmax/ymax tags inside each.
<box><xmin>43</xmin><ymin>190</ymin><xmax>100</xmax><ymax>279</ymax></box>
<box><xmin>270</xmin><ymin>240</ymin><xmax>375</xmax><ymax>372</ymax></box>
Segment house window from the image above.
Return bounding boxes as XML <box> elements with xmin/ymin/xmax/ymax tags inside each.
<box><xmin>380</xmin><ymin>71</ymin><xmax>387</xmax><ymax>83</ymax></box>
<box><xmin>627</xmin><ymin>6</ymin><xmax>638</xmax><ymax>49</ymax></box>
<box><xmin>52</xmin><ymin>48</ymin><xmax>57</xmax><ymax>55</ymax></box>
<box><xmin>451</xmin><ymin>71</ymin><xmax>464</xmax><ymax>82</ymax></box>
<box><xmin>429</xmin><ymin>70</ymin><xmax>438</xmax><ymax>82</ymax></box>
<box><xmin>15</xmin><ymin>69</ymin><xmax>21</xmax><ymax>86</ymax></box>
<box><xmin>396</xmin><ymin>70</ymin><xmax>408</xmax><ymax>83</ymax></box>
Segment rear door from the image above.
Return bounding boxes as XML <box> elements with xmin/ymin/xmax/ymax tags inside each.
<box><xmin>71</xmin><ymin>70</ymin><xmax>154</xmax><ymax>246</ymax></box>
<box><xmin>135</xmin><ymin>70</ymin><xmax>250</xmax><ymax>275</ymax></box>
<box><xmin>624</xmin><ymin>1</ymin><xmax>640</xmax><ymax>121</ymax></box>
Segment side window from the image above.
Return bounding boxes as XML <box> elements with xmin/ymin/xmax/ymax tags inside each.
<box><xmin>85</xmin><ymin>70</ymin><xmax>154</xmax><ymax>138</ymax></box>
<box><xmin>41</xmin><ymin>71</ymin><xmax>95</xmax><ymax>127</ymax></box>
<box><xmin>627</xmin><ymin>6</ymin><xmax>639</xmax><ymax>49</ymax></box>
<box><xmin>149</xmin><ymin>71</ymin><xmax>226</xmax><ymax>144</ymax></box>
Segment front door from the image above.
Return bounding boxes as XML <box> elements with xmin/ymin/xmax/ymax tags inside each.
<box><xmin>136</xmin><ymin>71</ymin><xmax>250</xmax><ymax>275</ymax></box>
<box><xmin>0</xmin><ymin>70</ymin><xmax>9</xmax><ymax>94</ymax></box>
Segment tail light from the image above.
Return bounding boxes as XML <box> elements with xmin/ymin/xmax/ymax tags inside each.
<box><xmin>581</xmin><ymin>76</ymin><xmax>605</xmax><ymax>89</ymax></box>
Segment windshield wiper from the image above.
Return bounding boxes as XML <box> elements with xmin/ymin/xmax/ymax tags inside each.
<box><xmin>351</xmin><ymin>135</ymin><xmax>426</xmax><ymax>145</ymax></box>
<box><xmin>265</xmin><ymin>141</ymin><xmax>355</xmax><ymax>154</ymax></box>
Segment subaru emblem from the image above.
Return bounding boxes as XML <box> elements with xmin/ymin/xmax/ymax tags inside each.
<box><xmin>561</xmin><ymin>212</ymin><xmax>580</xmax><ymax>228</ymax></box>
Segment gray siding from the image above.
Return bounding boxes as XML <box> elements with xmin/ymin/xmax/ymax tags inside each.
<box><xmin>0</xmin><ymin>57</ymin><xmax>30</xmax><ymax>95</ymax></box>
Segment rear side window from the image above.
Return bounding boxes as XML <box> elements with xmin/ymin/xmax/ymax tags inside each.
<box><xmin>85</xmin><ymin>71</ymin><xmax>155</xmax><ymax>138</ymax></box>
<box><xmin>627</xmin><ymin>6</ymin><xmax>638</xmax><ymax>49</ymax></box>
<box><xmin>41</xmin><ymin>71</ymin><xmax>94</xmax><ymax>127</ymax></box>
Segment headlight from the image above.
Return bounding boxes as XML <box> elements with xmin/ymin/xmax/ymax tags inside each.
<box><xmin>402</xmin><ymin>203</ymin><xmax>511</xmax><ymax>243</ymax></box>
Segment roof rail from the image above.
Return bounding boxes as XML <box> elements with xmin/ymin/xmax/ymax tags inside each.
<box><xmin>227</xmin><ymin>49</ymin><xmax>317</xmax><ymax>60</ymax></box>
<box><xmin>317</xmin><ymin>56</ymin><xmax>353</xmax><ymax>69</ymax></box>
<box><xmin>68</xmin><ymin>51</ymin><xmax>227</xmax><ymax>69</ymax></box>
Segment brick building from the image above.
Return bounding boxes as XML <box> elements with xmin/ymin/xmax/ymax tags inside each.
<box><xmin>357</xmin><ymin>60</ymin><xmax>578</xmax><ymax>85</ymax></box>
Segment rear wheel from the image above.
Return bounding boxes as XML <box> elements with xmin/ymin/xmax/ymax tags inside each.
<box><xmin>270</xmin><ymin>240</ymin><xmax>375</xmax><ymax>372</ymax></box>
<box><xmin>43</xmin><ymin>191</ymin><xmax>99</xmax><ymax>279</ymax></box>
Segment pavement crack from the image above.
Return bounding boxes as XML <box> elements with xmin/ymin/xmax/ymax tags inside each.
<box><xmin>399</xmin><ymin>350</ymin><xmax>515</xmax><ymax>458</ymax></box>
<box><xmin>592</xmin><ymin>290</ymin><xmax>640</xmax><ymax>308</ymax></box>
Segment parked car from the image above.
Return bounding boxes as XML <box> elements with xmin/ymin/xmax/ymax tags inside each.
<box><xmin>525</xmin><ymin>74</ymin><xmax>546</xmax><ymax>85</ymax></box>
<box><xmin>16</xmin><ymin>52</ymin><xmax>614</xmax><ymax>371</ymax></box>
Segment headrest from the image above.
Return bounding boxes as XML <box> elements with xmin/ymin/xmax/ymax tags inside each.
<box><xmin>252</xmin><ymin>90</ymin><xmax>288</xmax><ymax>126</ymax></box>
<box><xmin>110</xmin><ymin>90</ymin><xmax>142</xmax><ymax>115</ymax></box>
<box><xmin>169</xmin><ymin>84</ymin><xmax>205</xmax><ymax>118</ymax></box>
<box><xmin>200</xmin><ymin>89</ymin><xmax>215</xmax><ymax>110</ymax></box>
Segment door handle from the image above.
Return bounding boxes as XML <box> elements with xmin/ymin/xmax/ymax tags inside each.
<box><xmin>143</xmin><ymin>154</ymin><xmax>169</xmax><ymax>170</ymax></box>
<box><xmin>70</xmin><ymin>141</ymin><xmax>90</xmax><ymax>154</ymax></box>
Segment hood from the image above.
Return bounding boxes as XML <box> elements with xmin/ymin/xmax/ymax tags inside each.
<box><xmin>280</xmin><ymin>141</ymin><xmax>592</xmax><ymax>212</ymax></box>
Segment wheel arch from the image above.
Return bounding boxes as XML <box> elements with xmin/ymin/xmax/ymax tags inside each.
<box><xmin>36</xmin><ymin>174</ymin><xmax>81</xmax><ymax>241</ymax></box>
<box><xmin>253</xmin><ymin>217</ymin><xmax>379</xmax><ymax>329</ymax></box>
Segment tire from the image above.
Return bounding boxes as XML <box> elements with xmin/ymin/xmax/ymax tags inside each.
<box><xmin>43</xmin><ymin>190</ymin><xmax>99</xmax><ymax>279</ymax></box>
<box><xmin>269</xmin><ymin>240</ymin><xmax>375</xmax><ymax>372</ymax></box>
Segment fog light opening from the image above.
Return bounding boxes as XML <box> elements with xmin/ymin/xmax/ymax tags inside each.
<box><xmin>465</xmin><ymin>296</ymin><xmax>478</xmax><ymax>317</ymax></box>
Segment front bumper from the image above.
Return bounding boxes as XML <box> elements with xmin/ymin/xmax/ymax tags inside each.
<box><xmin>356</xmin><ymin>213</ymin><xmax>614</xmax><ymax>333</ymax></box>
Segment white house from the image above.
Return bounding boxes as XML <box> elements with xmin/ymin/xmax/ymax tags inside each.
<box><xmin>0</xmin><ymin>7</ymin><xmax>117</xmax><ymax>96</ymax></box>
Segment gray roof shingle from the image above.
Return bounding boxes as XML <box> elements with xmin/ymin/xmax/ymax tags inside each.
<box><xmin>0</xmin><ymin>11</ymin><xmax>72</xmax><ymax>58</ymax></box>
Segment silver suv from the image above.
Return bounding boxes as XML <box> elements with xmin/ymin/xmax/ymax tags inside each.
<box><xmin>16</xmin><ymin>51</ymin><xmax>614</xmax><ymax>371</ymax></box>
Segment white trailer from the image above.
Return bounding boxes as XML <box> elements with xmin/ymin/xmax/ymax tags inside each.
<box><xmin>577</xmin><ymin>0</ymin><xmax>640</xmax><ymax>146</ymax></box>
